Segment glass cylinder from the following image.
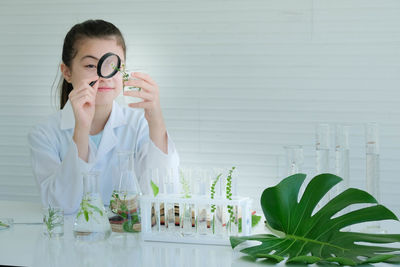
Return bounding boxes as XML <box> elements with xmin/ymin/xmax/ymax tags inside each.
<box><xmin>365</xmin><ymin>123</ymin><xmax>380</xmax><ymax>202</ymax></box>
<box><xmin>210</xmin><ymin>168</ymin><xmax>224</xmax><ymax>236</ymax></box>
<box><xmin>284</xmin><ymin>145</ymin><xmax>304</xmax><ymax>175</ymax></box>
<box><xmin>179</xmin><ymin>167</ymin><xmax>195</xmax><ymax>236</ymax></box>
<box><xmin>73</xmin><ymin>172</ymin><xmax>112</xmax><ymax>241</ymax></box>
<box><xmin>334</xmin><ymin>125</ymin><xmax>350</xmax><ymax>197</ymax></box>
<box><xmin>180</xmin><ymin>203</ymin><xmax>195</xmax><ymax>236</ymax></box>
<box><xmin>364</xmin><ymin>122</ymin><xmax>384</xmax><ymax>233</ymax></box>
<box><xmin>109</xmin><ymin>151</ymin><xmax>142</xmax><ymax>233</ymax></box>
<box><xmin>164</xmin><ymin>169</ymin><xmax>178</xmax><ymax>232</ymax></box>
<box><xmin>195</xmin><ymin>168</ymin><xmax>210</xmax><ymax>236</ymax></box>
<box><xmin>148</xmin><ymin>168</ymin><xmax>161</xmax><ymax>232</ymax></box>
<box><xmin>316</xmin><ymin>123</ymin><xmax>330</xmax><ymax>174</ymax></box>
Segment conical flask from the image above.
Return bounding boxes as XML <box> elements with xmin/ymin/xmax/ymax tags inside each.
<box><xmin>73</xmin><ymin>172</ymin><xmax>112</xmax><ymax>241</ymax></box>
<box><xmin>109</xmin><ymin>151</ymin><xmax>142</xmax><ymax>233</ymax></box>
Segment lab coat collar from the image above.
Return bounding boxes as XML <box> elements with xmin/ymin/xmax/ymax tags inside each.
<box><xmin>60</xmin><ymin>100</ymin><xmax>127</xmax><ymax>130</ymax></box>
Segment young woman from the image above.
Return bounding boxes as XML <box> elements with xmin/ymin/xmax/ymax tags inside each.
<box><xmin>28</xmin><ymin>20</ymin><xmax>179</xmax><ymax>214</ymax></box>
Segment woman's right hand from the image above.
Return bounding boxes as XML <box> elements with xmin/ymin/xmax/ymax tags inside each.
<box><xmin>68</xmin><ymin>77</ymin><xmax>99</xmax><ymax>130</ymax></box>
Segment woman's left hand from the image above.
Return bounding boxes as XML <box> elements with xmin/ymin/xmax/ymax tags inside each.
<box><xmin>123</xmin><ymin>72</ymin><xmax>164</xmax><ymax>125</ymax></box>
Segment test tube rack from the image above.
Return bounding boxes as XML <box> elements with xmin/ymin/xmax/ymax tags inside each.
<box><xmin>140</xmin><ymin>194</ymin><xmax>252</xmax><ymax>245</ymax></box>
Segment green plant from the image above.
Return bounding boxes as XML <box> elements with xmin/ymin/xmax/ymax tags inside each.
<box><xmin>0</xmin><ymin>220</ymin><xmax>10</xmax><ymax>229</ymax></box>
<box><xmin>210</xmin><ymin>172</ymin><xmax>222</xmax><ymax>234</ymax></box>
<box><xmin>77</xmin><ymin>197</ymin><xmax>103</xmax><ymax>222</ymax></box>
<box><xmin>110</xmin><ymin>190</ymin><xmax>129</xmax><ymax>219</ymax></box>
<box><xmin>210</xmin><ymin>173</ymin><xmax>222</xmax><ymax>213</ymax></box>
<box><xmin>150</xmin><ymin>180</ymin><xmax>159</xmax><ymax>197</ymax></box>
<box><xmin>226</xmin><ymin>166</ymin><xmax>236</xmax><ymax>225</ymax></box>
<box><xmin>122</xmin><ymin>213</ymin><xmax>140</xmax><ymax>233</ymax></box>
<box><xmin>230</xmin><ymin>173</ymin><xmax>400</xmax><ymax>265</ymax></box>
<box><xmin>238</xmin><ymin>214</ymin><xmax>262</xmax><ymax>233</ymax></box>
<box><xmin>179</xmin><ymin>169</ymin><xmax>191</xmax><ymax>199</ymax></box>
<box><xmin>44</xmin><ymin>206</ymin><xmax>62</xmax><ymax>237</ymax></box>
<box><xmin>112</xmin><ymin>63</ymin><xmax>141</xmax><ymax>91</ymax></box>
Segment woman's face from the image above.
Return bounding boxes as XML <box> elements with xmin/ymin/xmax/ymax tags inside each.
<box><xmin>65</xmin><ymin>37</ymin><xmax>125</xmax><ymax>106</ymax></box>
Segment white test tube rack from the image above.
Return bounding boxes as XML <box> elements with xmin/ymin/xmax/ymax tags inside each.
<box><xmin>140</xmin><ymin>194</ymin><xmax>253</xmax><ymax>245</ymax></box>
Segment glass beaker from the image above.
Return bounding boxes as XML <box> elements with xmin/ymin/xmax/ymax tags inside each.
<box><xmin>109</xmin><ymin>151</ymin><xmax>142</xmax><ymax>233</ymax></box>
<box><xmin>73</xmin><ymin>172</ymin><xmax>112</xmax><ymax>241</ymax></box>
<box><xmin>123</xmin><ymin>68</ymin><xmax>148</xmax><ymax>105</ymax></box>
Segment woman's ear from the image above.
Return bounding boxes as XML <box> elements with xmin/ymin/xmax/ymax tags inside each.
<box><xmin>60</xmin><ymin>63</ymin><xmax>72</xmax><ymax>83</ymax></box>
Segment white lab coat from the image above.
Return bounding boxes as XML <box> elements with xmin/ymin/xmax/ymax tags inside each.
<box><xmin>28</xmin><ymin>100</ymin><xmax>179</xmax><ymax>214</ymax></box>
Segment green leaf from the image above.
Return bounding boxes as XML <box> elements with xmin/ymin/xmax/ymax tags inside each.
<box><xmin>84</xmin><ymin>210</ymin><xmax>89</xmax><ymax>222</ymax></box>
<box><xmin>150</xmin><ymin>179</ymin><xmax>159</xmax><ymax>197</ymax></box>
<box><xmin>123</xmin><ymin>216</ymin><xmax>140</xmax><ymax>233</ymax></box>
<box><xmin>0</xmin><ymin>221</ymin><xmax>10</xmax><ymax>228</ymax></box>
<box><xmin>252</xmin><ymin>215</ymin><xmax>262</xmax><ymax>228</ymax></box>
<box><xmin>238</xmin><ymin>214</ymin><xmax>262</xmax><ymax>233</ymax></box>
<box><xmin>362</xmin><ymin>254</ymin><xmax>395</xmax><ymax>264</ymax></box>
<box><xmin>287</xmin><ymin>255</ymin><xmax>321</xmax><ymax>264</ymax></box>
<box><xmin>87</xmin><ymin>203</ymin><xmax>103</xmax><ymax>216</ymax></box>
<box><xmin>231</xmin><ymin>173</ymin><xmax>400</xmax><ymax>265</ymax></box>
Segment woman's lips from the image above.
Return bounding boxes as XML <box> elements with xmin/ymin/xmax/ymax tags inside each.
<box><xmin>98</xmin><ymin>87</ymin><xmax>114</xmax><ymax>92</ymax></box>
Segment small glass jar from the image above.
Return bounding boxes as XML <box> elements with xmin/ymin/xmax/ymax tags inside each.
<box><xmin>43</xmin><ymin>206</ymin><xmax>64</xmax><ymax>238</ymax></box>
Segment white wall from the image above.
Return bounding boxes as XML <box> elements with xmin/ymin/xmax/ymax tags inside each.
<box><xmin>1</xmin><ymin>0</ymin><xmax>400</xmax><ymax>216</ymax></box>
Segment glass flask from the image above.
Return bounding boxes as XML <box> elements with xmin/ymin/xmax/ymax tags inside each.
<box><xmin>109</xmin><ymin>151</ymin><xmax>142</xmax><ymax>233</ymax></box>
<box><xmin>73</xmin><ymin>172</ymin><xmax>112</xmax><ymax>241</ymax></box>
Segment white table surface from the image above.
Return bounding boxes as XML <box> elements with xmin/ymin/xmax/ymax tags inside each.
<box><xmin>1</xmin><ymin>200</ymin><xmax>400</xmax><ymax>267</ymax></box>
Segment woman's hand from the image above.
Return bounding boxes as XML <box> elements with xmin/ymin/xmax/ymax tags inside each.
<box><xmin>123</xmin><ymin>72</ymin><xmax>168</xmax><ymax>153</ymax></box>
<box><xmin>68</xmin><ymin>77</ymin><xmax>98</xmax><ymax>162</ymax></box>
<box><xmin>68</xmin><ymin>77</ymin><xmax>99</xmax><ymax>130</ymax></box>
<box><xmin>123</xmin><ymin>72</ymin><xmax>165</xmax><ymax>126</ymax></box>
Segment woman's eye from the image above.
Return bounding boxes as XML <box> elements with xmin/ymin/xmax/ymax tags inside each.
<box><xmin>85</xmin><ymin>64</ymin><xmax>97</xmax><ymax>69</ymax></box>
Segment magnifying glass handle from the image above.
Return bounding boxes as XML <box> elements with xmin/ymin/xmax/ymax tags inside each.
<box><xmin>89</xmin><ymin>80</ymin><xmax>97</xmax><ymax>87</ymax></box>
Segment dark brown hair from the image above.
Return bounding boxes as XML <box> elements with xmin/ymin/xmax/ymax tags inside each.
<box><xmin>59</xmin><ymin>19</ymin><xmax>126</xmax><ymax>109</ymax></box>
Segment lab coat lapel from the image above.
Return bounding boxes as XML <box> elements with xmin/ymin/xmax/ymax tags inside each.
<box><xmin>96</xmin><ymin>101</ymin><xmax>127</xmax><ymax>159</ymax></box>
<box><xmin>61</xmin><ymin>100</ymin><xmax>127</xmax><ymax>159</ymax></box>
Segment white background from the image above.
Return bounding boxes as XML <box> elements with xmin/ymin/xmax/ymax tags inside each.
<box><xmin>0</xmin><ymin>0</ymin><xmax>399</xmax><ymax>215</ymax></box>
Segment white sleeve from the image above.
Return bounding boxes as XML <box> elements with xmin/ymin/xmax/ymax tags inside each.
<box><xmin>28</xmin><ymin>126</ymin><xmax>95</xmax><ymax>214</ymax></box>
<box><xmin>135</xmin><ymin>127</ymin><xmax>180</xmax><ymax>195</ymax></box>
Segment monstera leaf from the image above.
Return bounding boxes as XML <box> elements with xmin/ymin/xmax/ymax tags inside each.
<box><xmin>230</xmin><ymin>173</ymin><xmax>400</xmax><ymax>265</ymax></box>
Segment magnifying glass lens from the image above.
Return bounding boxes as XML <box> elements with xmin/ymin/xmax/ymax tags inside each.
<box><xmin>97</xmin><ymin>53</ymin><xmax>121</xmax><ymax>79</ymax></box>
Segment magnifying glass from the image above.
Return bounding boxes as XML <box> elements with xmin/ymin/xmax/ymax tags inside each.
<box><xmin>89</xmin><ymin>52</ymin><xmax>121</xmax><ymax>86</ymax></box>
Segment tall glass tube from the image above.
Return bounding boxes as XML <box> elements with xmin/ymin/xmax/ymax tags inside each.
<box><xmin>334</xmin><ymin>125</ymin><xmax>350</xmax><ymax>198</ymax></box>
<box><xmin>316</xmin><ymin>123</ymin><xmax>330</xmax><ymax>175</ymax></box>
<box><xmin>316</xmin><ymin>124</ymin><xmax>330</xmax><ymax>207</ymax></box>
<box><xmin>334</xmin><ymin>125</ymin><xmax>351</xmax><ymax>231</ymax></box>
<box><xmin>285</xmin><ymin>145</ymin><xmax>305</xmax><ymax>200</ymax></box>
<box><xmin>364</xmin><ymin>123</ymin><xmax>384</xmax><ymax>233</ymax></box>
